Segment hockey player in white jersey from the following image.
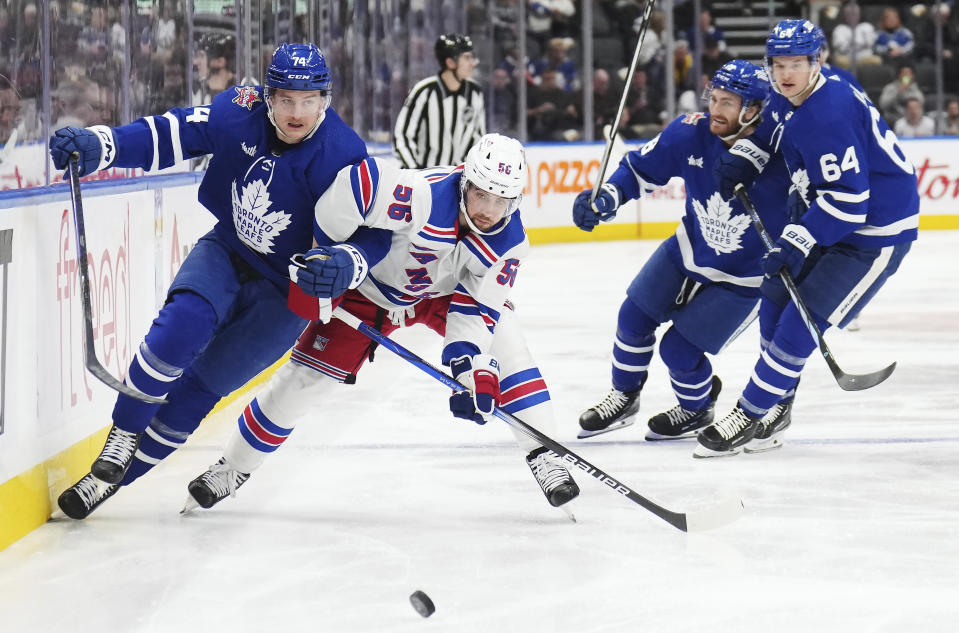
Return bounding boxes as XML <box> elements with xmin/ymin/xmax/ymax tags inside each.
<box><xmin>184</xmin><ymin>133</ymin><xmax>581</xmax><ymax>512</ymax></box>
<box><xmin>49</xmin><ymin>44</ymin><xmax>386</xmax><ymax>520</ymax></box>
<box><xmin>571</xmin><ymin>60</ymin><xmax>792</xmax><ymax>442</ymax></box>
<box><xmin>695</xmin><ymin>20</ymin><xmax>918</xmax><ymax>457</ymax></box>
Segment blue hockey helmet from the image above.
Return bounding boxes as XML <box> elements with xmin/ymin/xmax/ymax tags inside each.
<box><xmin>765</xmin><ymin>19</ymin><xmax>822</xmax><ymax>60</ymax></box>
<box><xmin>266</xmin><ymin>43</ymin><xmax>332</xmax><ymax>92</ymax></box>
<box><xmin>708</xmin><ymin>60</ymin><xmax>771</xmax><ymax>109</ymax></box>
<box><xmin>706</xmin><ymin>60</ymin><xmax>770</xmax><ymax>138</ymax></box>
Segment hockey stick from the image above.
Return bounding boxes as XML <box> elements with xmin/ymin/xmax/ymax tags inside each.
<box><xmin>333</xmin><ymin>306</ymin><xmax>743</xmax><ymax>532</ymax></box>
<box><xmin>67</xmin><ymin>158</ymin><xmax>167</xmax><ymax>404</ymax></box>
<box><xmin>590</xmin><ymin>0</ymin><xmax>657</xmax><ymax>203</ymax></box>
<box><xmin>733</xmin><ymin>184</ymin><xmax>895</xmax><ymax>391</ymax></box>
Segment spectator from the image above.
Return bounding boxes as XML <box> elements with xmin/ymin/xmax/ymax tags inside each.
<box><xmin>687</xmin><ymin>9</ymin><xmax>726</xmax><ymax>54</ymax></box>
<box><xmin>832</xmin><ymin>1</ymin><xmax>880</xmax><ymax>68</ymax></box>
<box><xmin>573</xmin><ymin>68</ymin><xmax>628</xmax><ymax>140</ymax></box>
<box><xmin>677</xmin><ymin>72</ymin><xmax>710</xmax><ymax>115</ymax></box>
<box><xmin>527</xmin><ymin>67</ymin><xmax>580</xmax><ymax>141</ymax></box>
<box><xmin>874</xmin><ymin>7</ymin><xmax>915</xmax><ymax>63</ymax></box>
<box><xmin>894</xmin><ymin>97</ymin><xmax>935</xmax><ymax>137</ymax></box>
<box><xmin>879</xmin><ymin>64</ymin><xmax>924</xmax><ymax>123</ymax></box>
<box><xmin>701</xmin><ymin>34</ymin><xmax>733</xmax><ymax>77</ymax></box>
<box><xmin>0</xmin><ymin>75</ymin><xmax>22</xmax><ymax>143</ymax></box>
<box><xmin>938</xmin><ymin>97</ymin><xmax>959</xmax><ymax>135</ymax></box>
<box><xmin>489</xmin><ymin>67</ymin><xmax>518</xmax><ymax>136</ymax></box>
<box><xmin>625</xmin><ymin>67</ymin><xmax>665</xmax><ymax>139</ymax></box>
<box><xmin>673</xmin><ymin>39</ymin><xmax>694</xmax><ymax>96</ymax></box>
<box><xmin>528</xmin><ymin>1</ymin><xmax>576</xmax><ymax>50</ymax></box>
<box><xmin>915</xmin><ymin>3</ymin><xmax>959</xmax><ymax>84</ymax></box>
<box><xmin>528</xmin><ymin>37</ymin><xmax>579</xmax><ymax>91</ymax></box>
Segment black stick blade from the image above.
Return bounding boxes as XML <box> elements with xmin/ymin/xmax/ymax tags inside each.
<box><xmin>835</xmin><ymin>361</ymin><xmax>897</xmax><ymax>392</ymax></box>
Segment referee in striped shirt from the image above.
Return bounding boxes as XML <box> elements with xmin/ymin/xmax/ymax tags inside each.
<box><xmin>393</xmin><ymin>33</ymin><xmax>486</xmax><ymax>168</ymax></box>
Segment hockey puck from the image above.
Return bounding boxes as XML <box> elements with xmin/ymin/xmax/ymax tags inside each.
<box><xmin>409</xmin><ymin>590</ymin><xmax>435</xmax><ymax>618</ymax></box>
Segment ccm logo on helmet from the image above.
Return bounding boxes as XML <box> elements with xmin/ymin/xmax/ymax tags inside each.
<box><xmin>288</xmin><ymin>74</ymin><xmax>310</xmax><ymax>79</ymax></box>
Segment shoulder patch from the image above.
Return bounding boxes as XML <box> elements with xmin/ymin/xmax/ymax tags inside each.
<box><xmin>232</xmin><ymin>86</ymin><xmax>262</xmax><ymax>110</ymax></box>
<box><xmin>682</xmin><ymin>112</ymin><xmax>707</xmax><ymax>125</ymax></box>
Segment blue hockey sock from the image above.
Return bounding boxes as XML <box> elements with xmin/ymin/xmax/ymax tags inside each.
<box><xmin>120</xmin><ymin>371</ymin><xmax>221</xmax><ymax>485</ymax></box>
<box><xmin>659</xmin><ymin>326</ymin><xmax>713</xmax><ymax>411</ymax></box>
<box><xmin>112</xmin><ymin>292</ymin><xmax>217</xmax><ymax>433</ymax></box>
<box><xmin>740</xmin><ymin>306</ymin><xmax>819</xmax><ymax>417</ymax></box>
<box><xmin>611</xmin><ymin>297</ymin><xmax>658</xmax><ymax>392</ymax></box>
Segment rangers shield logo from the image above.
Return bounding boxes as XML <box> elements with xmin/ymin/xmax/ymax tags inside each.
<box><xmin>232</xmin><ymin>86</ymin><xmax>261</xmax><ymax>110</ymax></box>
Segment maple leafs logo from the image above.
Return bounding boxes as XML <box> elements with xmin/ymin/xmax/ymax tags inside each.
<box><xmin>790</xmin><ymin>168</ymin><xmax>810</xmax><ymax>206</ymax></box>
<box><xmin>231</xmin><ymin>179</ymin><xmax>292</xmax><ymax>254</ymax></box>
<box><xmin>693</xmin><ymin>192</ymin><xmax>752</xmax><ymax>255</ymax></box>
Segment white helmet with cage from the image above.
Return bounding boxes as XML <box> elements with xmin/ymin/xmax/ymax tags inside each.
<box><xmin>459</xmin><ymin>133</ymin><xmax>526</xmax><ymax>235</ymax></box>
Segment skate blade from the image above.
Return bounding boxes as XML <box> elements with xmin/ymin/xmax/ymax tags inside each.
<box><xmin>576</xmin><ymin>418</ymin><xmax>635</xmax><ymax>439</ymax></box>
<box><xmin>644</xmin><ymin>429</ymin><xmax>700</xmax><ymax>441</ymax></box>
<box><xmin>692</xmin><ymin>444</ymin><xmax>742</xmax><ymax>459</ymax></box>
<box><xmin>180</xmin><ymin>495</ymin><xmax>201</xmax><ymax>515</ymax></box>
<box><xmin>744</xmin><ymin>437</ymin><xmax>785</xmax><ymax>454</ymax></box>
<box><xmin>558</xmin><ymin>502</ymin><xmax>577</xmax><ymax>523</ymax></box>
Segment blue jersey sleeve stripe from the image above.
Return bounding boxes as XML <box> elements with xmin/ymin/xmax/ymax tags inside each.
<box><xmin>853</xmin><ymin>214</ymin><xmax>919</xmax><ymax>237</ymax></box>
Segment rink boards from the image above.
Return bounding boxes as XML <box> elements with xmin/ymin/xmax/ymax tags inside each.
<box><xmin>1</xmin><ymin>136</ymin><xmax>958</xmax><ymax>550</ymax></box>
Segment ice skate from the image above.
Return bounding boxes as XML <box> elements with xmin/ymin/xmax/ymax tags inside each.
<box><xmin>526</xmin><ymin>447</ymin><xmax>580</xmax><ymax>509</ymax></box>
<box><xmin>744</xmin><ymin>401</ymin><xmax>793</xmax><ymax>454</ymax></box>
<box><xmin>57</xmin><ymin>473</ymin><xmax>120</xmax><ymax>520</ymax></box>
<box><xmin>646</xmin><ymin>376</ymin><xmax>722</xmax><ymax>440</ymax></box>
<box><xmin>186</xmin><ymin>457</ymin><xmax>250</xmax><ymax>510</ymax></box>
<box><xmin>577</xmin><ymin>388</ymin><xmax>640</xmax><ymax>438</ymax></box>
<box><xmin>90</xmin><ymin>424</ymin><xmax>141</xmax><ymax>484</ymax></box>
<box><xmin>693</xmin><ymin>406</ymin><xmax>760</xmax><ymax>458</ymax></box>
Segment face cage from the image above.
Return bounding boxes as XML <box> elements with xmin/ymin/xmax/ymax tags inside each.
<box><xmin>765</xmin><ymin>54</ymin><xmax>821</xmax><ymax>98</ymax></box>
<box><xmin>458</xmin><ymin>178</ymin><xmax>522</xmax><ymax>236</ymax></box>
<box><xmin>265</xmin><ymin>87</ymin><xmax>332</xmax><ymax>143</ymax></box>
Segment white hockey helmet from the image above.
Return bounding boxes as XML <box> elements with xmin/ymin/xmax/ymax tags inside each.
<box><xmin>460</xmin><ymin>133</ymin><xmax>526</xmax><ymax>234</ymax></box>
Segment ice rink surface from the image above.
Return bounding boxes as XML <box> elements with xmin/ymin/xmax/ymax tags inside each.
<box><xmin>2</xmin><ymin>231</ymin><xmax>958</xmax><ymax>633</ymax></box>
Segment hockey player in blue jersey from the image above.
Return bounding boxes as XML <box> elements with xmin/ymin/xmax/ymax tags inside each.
<box><xmin>695</xmin><ymin>20</ymin><xmax>919</xmax><ymax>457</ymax></box>
<box><xmin>571</xmin><ymin>60</ymin><xmax>792</xmax><ymax>442</ymax></box>
<box><xmin>50</xmin><ymin>44</ymin><xmax>387</xmax><ymax>519</ymax></box>
<box><xmin>182</xmin><ymin>133</ymin><xmax>581</xmax><ymax>514</ymax></box>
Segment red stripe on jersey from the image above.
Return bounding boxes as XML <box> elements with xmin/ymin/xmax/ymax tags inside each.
<box><xmin>359</xmin><ymin>161</ymin><xmax>373</xmax><ymax>214</ymax></box>
<box><xmin>500</xmin><ymin>378</ymin><xmax>549</xmax><ymax>405</ymax></box>
<box><xmin>243</xmin><ymin>406</ymin><xmax>287</xmax><ymax>446</ymax></box>
<box><xmin>422</xmin><ymin>224</ymin><xmax>457</xmax><ymax>237</ymax></box>
<box><xmin>451</xmin><ymin>291</ymin><xmax>477</xmax><ymax>307</ymax></box>
<box><xmin>465</xmin><ymin>233</ymin><xmax>497</xmax><ymax>262</ymax></box>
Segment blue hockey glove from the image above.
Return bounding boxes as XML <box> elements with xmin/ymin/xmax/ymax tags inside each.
<box><xmin>49</xmin><ymin>126</ymin><xmax>114</xmax><ymax>176</ymax></box>
<box><xmin>288</xmin><ymin>243</ymin><xmax>369</xmax><ymax>299</ymax></box>
<box><xmin>713</xmin><ymin>139</ymin><xmax>769</xmax><ymax>200</ymax></box>
<box><xmin>763</xmin><ymin>224</ymin><xmax>816</xmax><ymax>281</ymax></box>
<box><xmin>449</xmin><ymin>354</ymin><xmax>501</xmax><ymax>425</ymax></box>
<box><xmin>572</xmin><ymin>182</ymin><xmax>622</xmax><ymax>232</ymax></box>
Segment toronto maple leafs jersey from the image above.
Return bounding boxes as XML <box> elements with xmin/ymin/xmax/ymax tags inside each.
<box><xmin>607</xmin><ymin>112</ymin><xmax>792</xmax><ymax>289</ymax></box>
<box><xmin>761</xmin><ymin>75</ymin><xmax>919</xmax><ymax>248</ymax></box>
<box><xmin>104</xmin><ymin>85</ymin><xmax>368</xmax><ymax>287</ymax></box>
<box><xmin>313</xmin><ymin>158</ymin><xmax>528</xmax><ymax>364</ymax></box>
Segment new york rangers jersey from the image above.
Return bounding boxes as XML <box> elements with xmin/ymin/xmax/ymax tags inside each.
<box><xmin>608</xmin><ymin>112</ymin><xmax>792</xmax><ymax>289</ymax></box>
<box><xmin>312</xmin><ymin>159</ymin><xmax>528</xmax><ymax>364</ymax></box>
<box><xmin>762</xmin><ymin>74</ymin><xmax>919</xmax><ymax>247</ymax></box>
<box><xmin>104</xmin><ymin>85</ymin><xmax>368</xmax><ymax>286</ymax></box>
